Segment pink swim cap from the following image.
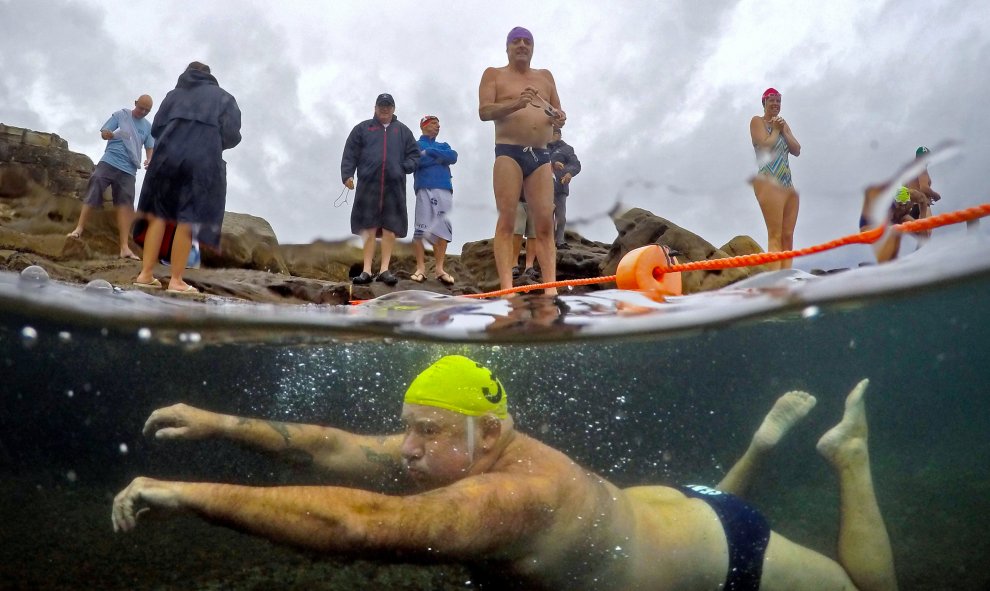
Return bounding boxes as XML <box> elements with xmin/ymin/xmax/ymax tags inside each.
<box><xmin>762</xmin><ymin>88</ymin><xmax>780</xmax><ymax>104</ymax></box>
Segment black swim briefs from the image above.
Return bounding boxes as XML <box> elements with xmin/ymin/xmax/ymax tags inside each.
<box><xmin>495</xmin><ymin>144</ymin><xmax>550</xmax><ymax>178</ymax></box>
<box><xmin>679</xmin><ymin>484</ymin><xmax>771</xmax><ymax>591</ymax></box>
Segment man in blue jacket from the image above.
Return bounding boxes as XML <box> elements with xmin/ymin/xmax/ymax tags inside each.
<box><xmin>410</xmin><ymin>115</ymin><xmax>458</xmax><ymax>285</ymax></box>
<box><xmin>133</xmin><ymin>62</ymin><xmax>240</xmax><ymax>295</ymax></box>
<box><xmin>341</xmin><ymin>93</ymin><xmax>420</xmax><ymax>286</ymax></box>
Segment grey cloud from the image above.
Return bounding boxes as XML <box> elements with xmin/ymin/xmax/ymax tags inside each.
<box><xmin>2</xmin><ymin>0</ymin><xmax>986</xmax><ymax>272</ymax></box>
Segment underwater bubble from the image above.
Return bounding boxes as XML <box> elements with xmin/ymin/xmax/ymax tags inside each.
<box><xmin>118</xmin><ymin>443</ymin><xmax>129</xmax><ymax>454</ymax></box>
<box><xmin>801</xmin><ymin>305</ymin><xmax>821</xmax><ymax>319</ymax></box>
<box><xmin>19</xmin><ymin>265</ymin><xmax>50</xmax><ymax>286</ymax></box>
<box><xmin>66</xmin><ymin>470</ymin><xmax>77</xmax><ymax>483</ymax></box>
<box><xmin>137</xmin><ymin>327</ymin><xmax>152</xmax><ymax>341</ymax></box>
<box><xmin>100</xmin><ymin>328</ymin><xmax>109</xmax><ymax>337</ymax></box>
<box><xmin>66</xmin><ymin>389</ymin><xmax>74</xmax><ymax>398</ymax></box>
<box><xmin>84</xmin><ymin>279</ymin><xmax>114</xmax><ymax>294</ymax></box>
<box><xmin>20</xmin><ymin>326</ymin><xmax>38</xmax><ymax>347</ymax></box>
<box><xmin>179</xmin><ymin>332</ymin><xmax>202</xmax><ymax>344</ymax></box>
<box><xmin>58</xmin><ymin>331</ymin><xmax>71</xmax><ymax>342</ymax></box>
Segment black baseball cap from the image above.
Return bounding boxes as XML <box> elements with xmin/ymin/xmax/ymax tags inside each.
<box><xmin>376</xmin><ymin>93</ymin><xmax>395</xmax><ymax>107</ymax></box>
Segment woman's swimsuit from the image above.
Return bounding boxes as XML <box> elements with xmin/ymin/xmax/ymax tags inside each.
<box><xmin>755</xmin><ymin>122</ymin><xmax>793</xmax><ymax>188</ymax></box>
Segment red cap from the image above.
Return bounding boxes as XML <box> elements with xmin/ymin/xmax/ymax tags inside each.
<box><xmin>762</xmin><ymin>88</ymin><xmax>780</xmax><ymax>104</ymax></box>
<box><xmin>420</xmin><ymin>115</ymin><xmax>438</xmax><ymax>128</ymax></box>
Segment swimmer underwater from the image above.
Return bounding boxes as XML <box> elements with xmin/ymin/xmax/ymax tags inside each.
<box><xmin>112</xmin><ymin>355</ymin><xmax>897</xmax><ymax>591</ymax></box>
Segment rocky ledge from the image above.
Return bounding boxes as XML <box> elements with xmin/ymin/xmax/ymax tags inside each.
<box><xmin>0</xmin><ymin>124</ymin><xmax>769</xmax><ymax>305</ymax></box>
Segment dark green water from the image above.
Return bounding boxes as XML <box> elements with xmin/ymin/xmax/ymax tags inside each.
<box><xmin>1</xmin><ymin>273</ymin><xmax>988</xmax><ymax>590</ymax></box>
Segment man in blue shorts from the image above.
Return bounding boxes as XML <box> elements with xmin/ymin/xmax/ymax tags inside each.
<box><xmin>411</xmin><ymin>115</ymin><xmax>458</xmax><ymax>286</ymax></box>
<box><xmin>67</xmin><ymin>95</ymin><xmax>155</xmax><ymax>260</ymax></box>
<box><xmin>479</xmin><ymin>27</ymin><xmax>567</xmax><ymax>294</ymax></box>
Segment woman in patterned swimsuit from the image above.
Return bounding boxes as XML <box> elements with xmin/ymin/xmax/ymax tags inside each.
<box><xmin>750</xmin><ymin>87</ymin><xmax>801</xmax><ymax>270</ymax></box>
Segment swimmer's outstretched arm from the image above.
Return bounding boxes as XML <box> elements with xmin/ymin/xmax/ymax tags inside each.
<box><xmin>112</xmin><ymin>473</ymin><xmax>556</xmax><ymax>559</ymax></box>
<box><xmin>142</xmin><ymin>403</ymin><xmax>404</xmax><ymax>481</ymax></box>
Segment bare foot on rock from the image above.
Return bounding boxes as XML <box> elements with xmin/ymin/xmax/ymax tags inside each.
<box><xmin>66</xmin><ymin>229</ymin><xmax>83</xmax><ymax>239</ymax></box>
<box><xmin>817</xmin><ymin>379</ymin><xmax>870</xmax><ymax>466</ymax></box>
<box><xmin>752</xmin><ymin>390</ymin><xmax>817</xmax><ymax>451</ymax></box>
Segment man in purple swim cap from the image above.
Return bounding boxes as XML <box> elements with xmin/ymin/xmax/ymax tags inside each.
<box><xmin>479</xmin><ymin>26</ymin><xmax>567</xmax><ymax>295</ymax></box>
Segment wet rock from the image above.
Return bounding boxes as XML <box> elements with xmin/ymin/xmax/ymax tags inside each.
<box><xmin>0</xmin><ymin>124</ymin><xmax>93</xmax><ymax>198</ymax></box>
<box><xmin>201</xmin><ymin>211</ymin><xmax>289</xmax><ymax>274</ymax></box>
<box><xmin>602</xmin><ymin>208</ymin><xmax>765</xmax><ymax>293</ymax></box>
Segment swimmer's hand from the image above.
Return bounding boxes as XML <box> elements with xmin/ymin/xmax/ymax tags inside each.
<box><xmin>112</xmin><ymin>477</ymin><xmax>182</xmax><ymax>533</ymax></box>
<box><xmin>100</xmin><ymin>130</ymin><xmax>114</xmax><ymax>140</ymax></box>
<box><xmin>344</xmin><ymin>177</ymin><xmax>355</xmax><ymax>190</ymax></box>
<box><xmin>143</xmin><ymin>403</ymin><xmax>221</xmax><ymax>441</ymax></box>
<box><xmin>551</xmin><ymin>108</ymin><xmax>566</xmax><ymax>128</ymax></box>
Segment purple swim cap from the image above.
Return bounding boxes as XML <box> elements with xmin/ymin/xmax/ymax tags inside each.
<box><xmin>506</xmin><ymin>26</ymin><xmax>533</xmax><ymax>45</ymax></box>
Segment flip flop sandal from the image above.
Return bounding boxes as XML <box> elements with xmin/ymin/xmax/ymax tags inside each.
<box><xmin>410</xmin><ymin>271</ymin><xmax>426</xmax><ymax>283</ymax></box>
<box><xmin>132</xmin><ymin>278</ymin><xmax>162</xmax><ymax>289</ymax></box>
<box><xmin>436</xmin><ymin>272</ymin><xmax>456</xmax><ymax>286</ymax></box>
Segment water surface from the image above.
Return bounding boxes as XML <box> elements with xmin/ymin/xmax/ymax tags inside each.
<box><xmin>1</xmin><ymin>235</ymin><xmax>988</xmax><ymax>590</ymax></box>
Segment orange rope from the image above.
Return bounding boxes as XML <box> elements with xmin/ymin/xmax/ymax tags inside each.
<box><xmin>459</xmin><ymin>202</ymin><xmax>989</xmax><ymax>299</ymax></box>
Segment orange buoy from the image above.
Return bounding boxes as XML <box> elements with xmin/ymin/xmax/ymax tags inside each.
<box><xmin>615</xmin><ymin>245</ymin><xmax>683</xmax><ymax>299</ymax></box>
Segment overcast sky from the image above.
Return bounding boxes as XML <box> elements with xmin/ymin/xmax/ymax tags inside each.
<box><xmin>2</xmin><ymin>0</ymin><xmax>987</xmax><ymax>270</ymax></box>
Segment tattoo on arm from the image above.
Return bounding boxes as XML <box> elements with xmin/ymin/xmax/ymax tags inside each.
<box><xmin>265</xmin><ymin>421</ymin><xmax>293</xmax><ymax>446</ymax></box>
<box><xmin>260</xmin><ymin>421</ymin><xmax>314</xmax><ymax>466</ymax></box>
<box><xmin>361</xmin><ymin>445</ymin><xmax>400</xmax><ymax>471</ymax></box>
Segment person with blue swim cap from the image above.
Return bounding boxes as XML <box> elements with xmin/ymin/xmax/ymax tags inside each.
<box><xmin>113</xmin><ymin>356</ymin><xmax>898</xmax><ymax>591</ymax></box>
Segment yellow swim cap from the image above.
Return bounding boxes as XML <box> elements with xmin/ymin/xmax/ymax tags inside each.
<box><xmin>894</xmin><ymin>186</ymin><xmax>911</xmax><ymax>204</ymax></box>
<box><xmin>404</xmin><ymin>355</ymin><xmax>508</xmax><ymax>419</ymax></box>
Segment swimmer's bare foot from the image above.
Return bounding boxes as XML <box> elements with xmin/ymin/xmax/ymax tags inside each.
<box><xmin>66</xmin><ymin>228</ymin><xmax>83</xmax><ymax>239</ymax></box>
<box><xmin>120</xmin><ymin>250</ymin><xmax>140</xmax><ymax>261</ymax></box>
<box><xmin>817</xmin><ymin>379</ymin><xmax>870</xmax><ymax>466</ymax></box>
<box><xmin>752</xmin><ymin>390</ymin><xmax>817</xmax><ymax>452</ymax></box>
